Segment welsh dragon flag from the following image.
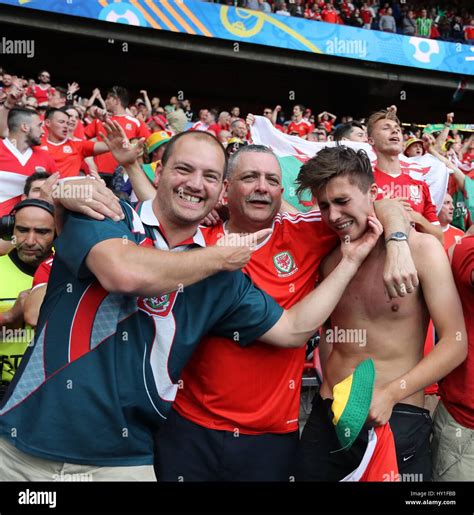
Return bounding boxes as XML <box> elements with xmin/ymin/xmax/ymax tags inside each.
<box><xmin>250</xmin><ymin>117</ymin><xmax>448</xmax><ymax>214</ymax></box>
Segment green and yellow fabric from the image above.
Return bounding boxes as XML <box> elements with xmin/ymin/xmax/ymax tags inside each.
<box><xmin>332</xmin><ymin>358</ymin><xmax>376</xmax><ymax>450</ymax></box>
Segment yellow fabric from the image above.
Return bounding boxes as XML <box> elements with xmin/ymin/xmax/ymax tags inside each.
<box><xmin>145</xmin><ymin>131</ymin><xmax>170</xmax><ymax>154</ymax></box>
<box><xmin>332</xmin><ymin>374</ymin><xmax>353</xmax><ymax>425</ymax></box>
<box><xmin>0</xmin><ymin>253</ymin><xmax>34</xmax><ymax>382</ymax></box>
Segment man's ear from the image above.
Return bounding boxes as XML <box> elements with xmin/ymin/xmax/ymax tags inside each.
<box><xmin>152</xmin><ymin>162</ymin><xmax>163</xmax><ymax>189</ymax></box>
<box><xmin>367</xmin><ymin>136</ymin><xmax>375</xmax><ymax>146</ymax></box>
<box><xmin>220</xmin><ymin>179</ymin><xmax>229</xmax><ymax>205</ymax></box>
<box><xmin>369</xmin><ymin>182</ymin><xmax>379</xmax><ymax>201</ymax></box>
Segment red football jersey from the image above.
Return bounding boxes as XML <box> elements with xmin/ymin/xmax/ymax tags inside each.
<box><xmin>0</xmin><ymin>139</ymin><xmax>57</xmax><ymax>216</ymax></box>
<box><xmin>85</xmin><ymin>115</ymin><xmax>150</xmax><ymax>174</ymax></box>
<box><xmin>440</xmin><ymin>235</ymin><xmax>474</xmax><ymax>428</ymax></box>
<box><xmin>443</xmin><ymin>224</ymin><xmax>464</xmax><ymax>252</ymax></box>
<box><xmin>26</xmin><ymin>84</ymin><xmax>55</xmax><ymax>107</ymax></box>
<box><xmin>174</xmin><ymin>211</ymin><xmax>338</xmax><ymax>434</ymax></box>
<box><xmin>32</xmin><ymin>256</ymin><xmax>54</xmax><ymax>288</ymax></box>
<box><xmin>287</xmin><ymin>119</ymin><xmax>313</xmax><ymax>138</ymax></box>
<box><xmin>40</xmin><ymin>137</ymin><xmax>95</xmax><ymax>178</ymax></box>
<box><xmin>374</xmin><ymin>168</ymin><xmax>439</xmax><ymax>223</ymax></box>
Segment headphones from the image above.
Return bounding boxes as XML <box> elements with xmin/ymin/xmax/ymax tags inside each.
<box><xmin>0</xmin><ymin>199</ymin><xmax>55</xmax><ymax>241</ymax></box>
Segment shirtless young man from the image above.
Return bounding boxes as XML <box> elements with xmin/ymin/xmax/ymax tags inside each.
<box><xmin>295</xmin><ymin>146</ymin><xmax>467</xmax><ymax>481</ymax></box>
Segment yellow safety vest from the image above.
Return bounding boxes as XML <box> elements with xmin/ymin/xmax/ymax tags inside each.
<box><xmin>0</xmin><ymin>251</ymin><xmax>35</xmax><ymax>383</ymax></box>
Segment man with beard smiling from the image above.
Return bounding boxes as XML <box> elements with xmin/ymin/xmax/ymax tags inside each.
<box><xmin>0</xmin><ymin>199</ymin><xmax>55</xmax><ymax>398</ymax></box>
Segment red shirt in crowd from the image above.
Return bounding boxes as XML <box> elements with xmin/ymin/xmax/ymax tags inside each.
<box><xmin>40</xmin><ymin>136</ymin><xmax>95</xmax><ymax>178</ymax></box>
<box><xmin>32</xmin><ymin>256</ymin><xmax>54</xmax><ymax>289</ymax></box>
<box><xmin>174</xmin><ymin>211</ymin><xmax>338</xmax><ymax>434</ymax></box>
<box><xmin>321</xmin><ymin>8</ymin><xmax>339</xmax><ymax>23</ymax></box>
<box><xmin>0</xmin><ymin>138</ymin><xmax>57</xmax><ymax>216</ymax></box>
<box><xmin>361</xmin><ymin>7</ymin><xmax>373</xmax><ymax>24</ymax></box>
<box><xmin>374</xmin><ymin>168</ymin><xmax>439</xmax><ymax>223</ymax></box>
<box><xmin>464</xmin><ymin>25</ymin><xmax>474</xmax><ymax>40</ymax></box>
<box><xmin>443</xmin><ymin>224</ymin><xmax>464</xmax><ymax>251</ymax></box>
<box><xmin>287</xmin><ymin>119</ymin><xmax>313</xmax><ymax>138</ymax></box>
<box><xmin>84</xmin><ymin>114</ymin><xmax>150</xmax><ymax>175</ymax></box>
<box><xmin>440</xmin><ymin>235</ymin><xmax>474</xmax><ymax>429</ymax></box>
<box><xmin>26</xmin><ymin>84</ymin><xmax>55</xmax><ymax>106</ymax></box>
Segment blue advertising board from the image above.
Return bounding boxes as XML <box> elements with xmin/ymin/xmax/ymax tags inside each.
<box><xmin>0</xmin><ymin>0</ymin><xmax>473</xmax><ymax>75</ymax></box>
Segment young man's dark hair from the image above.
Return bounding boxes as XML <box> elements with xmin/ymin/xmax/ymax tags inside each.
<box><xmin>296</xmin><ymin>146</ymin><xmax>374</xmax><ymax>199</ymax></box>
<box><xmin>161</xmin><ymin>131</ymin><xmax>228</xmax><ymax>177</ymax></box>
<box><xmin>107</xmin><ymin>86</ymin><xmax>129</xmax><ymax>108</ymax></box>
<box><xmin>23</xmin><ymin>172</ymin><xmax>51</xmax><ymax>196</ymax></box>
<box><xmin>7</xmin><ymin>107</ymin><xmax>37</xmax><ymax>132</ymax></box>
<box><xmin>45</xmin><ymin>107</ymin><xmax>69</xmax><ymax>120</ymax></box>
<box><xmin>333</xmin><ymin>121</ymin><xmax>365</xmax><ymax>142</ymax></box>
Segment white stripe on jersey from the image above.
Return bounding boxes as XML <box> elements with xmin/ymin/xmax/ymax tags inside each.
<box><xmin>3</xmin><ymin>138</ymin><xmax>33</xmax><ymax>166</ymax></box>
<box><xmin>124</xmin><ymin>115</ymin><xmax>141</xmax><ymax>129</ymax></box>
<box><xmin>0</xmin><ymin>170</ymin><xmax>29</xmax><ymax>203</ymax></box>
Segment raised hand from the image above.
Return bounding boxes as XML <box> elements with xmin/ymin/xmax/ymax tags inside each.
<box><xmin>67</xmin><ymin>82</ymin><xmax>80</xmax><ymax>95</ymax></box>
<box><xmin>101</xmin><ymin>120</ymin><xmax>145</xmax><ymax>166</ymax></box>
<box><xmin>246</xmin><ymin>113</ymin><xmax>256</xmax><ymax>127</ymax></box>
<box><xmin>6</xmin><ymin>78</ymin><xmax>24</xmax><ymax>107</ymax></box>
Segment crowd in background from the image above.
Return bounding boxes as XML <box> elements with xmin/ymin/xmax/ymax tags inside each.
<box><xmin>204</xmin><ymin>0</ymin><xmax>474</xmax><ymax>43</ymax></box>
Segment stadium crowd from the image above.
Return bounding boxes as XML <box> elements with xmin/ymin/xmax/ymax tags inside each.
<box><xmin>205</xmin><ymin>0</ymin><xmax>474</xmax><ymax>43</ymax></box>
<box><xmin>0</xmin><ymin>67</ymin><xmax>472</xmax><ymax>484</ymax></box>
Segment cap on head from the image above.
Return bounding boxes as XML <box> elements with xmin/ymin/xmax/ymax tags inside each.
<box><xmin>145</xmin><ymin>131</ymin><xmax>171</xmax><ymax>155</ymax></box>
<box><xmin>404</xmin><ymin>137</ymin><xmax>424</xmax><ymax>155</ymax></box>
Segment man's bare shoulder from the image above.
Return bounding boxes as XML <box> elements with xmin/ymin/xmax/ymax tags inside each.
<box><xmin>409</xmin><ymin>230</ymin><xmax>449</xmax><ymax>277</ymax></box>
<box><xmin>409</xmin><ymin>230</ymin><xmax>444</xmax><ymax>255</ymax></box>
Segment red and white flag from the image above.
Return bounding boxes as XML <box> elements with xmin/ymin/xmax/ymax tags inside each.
<box><xmin>251</xmin><ymin>116</ymin><xmax>448</xmax><ymax>213</ymax></box>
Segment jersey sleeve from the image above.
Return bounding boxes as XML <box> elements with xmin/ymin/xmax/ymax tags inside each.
<box><xmin>421</xmin><ymin>181</ymin><xmax>439</xmax><ymax>223</ymax></box>
<box><xmin>210</xmin><ymin>271</ymin><xmax>284</xmax><ymax>346</ymax></box>
<box><xmin>452</xmin><ymin>236</ymin><xmax>474</xmax><ymax>287</ymax></box>
<box><xmin>84</xmin><ymin>119</ymin><xmax>100</xmax><ymax>139</ymax></box>
<box><xmin>138</xmin><ymin>121</ymin><xmax>151</xmax><ymax>138</ymax></box>
<box><xmin>54</xmin><ymin>207</ymin><xmax>135</xmax><ymax>280</ymax></box>
<box><xmin>32</xmin><ymin>259</ymin><xmax>53</xmax><ymax>288</ymax></box>
<box><xmin>79</xmin><ymin>140</ymin><xmax>96</xmax><ymax>158</ymax></box>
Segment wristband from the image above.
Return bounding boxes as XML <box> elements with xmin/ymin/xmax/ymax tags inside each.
<box><xmin>444</xmin><ymin>123</ymin><xmax>452</xmax><ymax>127</ymax></box>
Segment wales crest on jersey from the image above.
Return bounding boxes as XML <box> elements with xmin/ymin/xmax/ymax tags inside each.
<box><xmin>273</xmin><ymin>251</ymin><xmax>298</xmax><ymax>278</ymax></box>
<box><xmin>138</xmin><ymin>292</ymin><xmax>177</xmax><ymax>317</ymax></box>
